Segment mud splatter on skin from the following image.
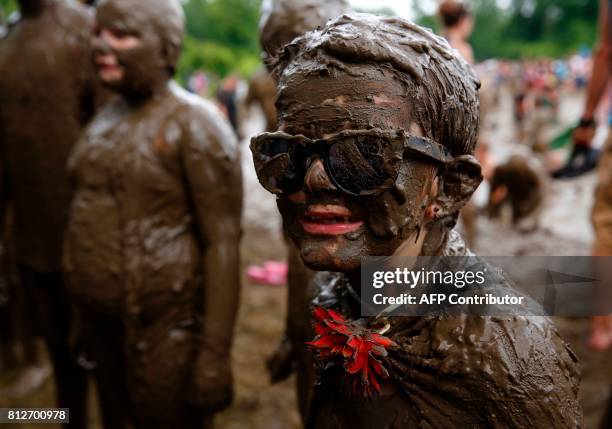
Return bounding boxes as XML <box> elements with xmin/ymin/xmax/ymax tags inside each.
<box><xmin>275</xmin><ymin>61</ymin><xmax>461</xmax><ymax>271</ymax></box>
<box><xmin>277</xmin><ymin>28</ymin><xmax>482</xmax><ymax>271</ymax></box>
<box><xmin>0</xmin><ymin>0</ymin><xmax>100</xmax><ymax>271</ymax></box>
<box><xmin>250</xmin><ymin>0</ymin><xmax>350</xmax><ymax>132</ymax></box>
<box><xmin>274</xmin><ymin>14</ymin><xmax>480</xmax><ymax>157</ymax></box>
<box><xmin>272</xmin><ymin>15</ymin><xmax>483</xmax><ymax>271</ymax></box>
<box><xmin>63</xmin><ymin>1</ymin><xmax>242</xmax><ymax>427</ymax></box>
<box><xmin>263</xmin><ymin>13</ymin><xmax>583</xmax><ymax>428</ymax></box>
<box><xmin>309</xmin><ymin>265</ymin><xmax>583</xmax><ymax>428</ymax></box>
<box><xmin>92</xmin><ymin>0</ymin><xmax>183</xmax><ymax>101</ymax></box>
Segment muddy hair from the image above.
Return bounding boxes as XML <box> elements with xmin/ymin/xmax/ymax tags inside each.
<box><xmin>274</xmin><ymin>13</ymin><xmax>481</xmax><ymax>157</ymax></box>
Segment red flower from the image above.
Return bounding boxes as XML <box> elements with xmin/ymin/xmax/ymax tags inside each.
<box><xmin>307</xmin><ymin>306</ymin><xmax>398</xmax><ymax>397</ymax></box>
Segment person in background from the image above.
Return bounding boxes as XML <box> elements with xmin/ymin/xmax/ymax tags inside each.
<box><xmin>438</xmin><ymin>0</ymin><xmax>474</xmax><ymax>64</ymax></box>
<box><xmin>63</xmin><ymin>0</ymin><xmax>242</xmax><ymax>427</ymax></box>
<box><xmin>552</xmin><ymin>10</ymin><xmax>606</xmax><ymax>178</ymax></box>
<box><xmin>438</xmin><ymin>1</ymin><xmax>479</xmax><ymax>245</ymax></box>
<box><xmin>216</xmin><ymin>74</ymin><xmax>241</xmax><ymax>137</ymax></box>
<box><xmin>0</xmin><ymin>1</ymin><xmax>103</xmax><ymax>425</ymax></box>
<box><xmin>550</xmin><ymin>1</ymin><xmax>612</xmax><ymax>427</ymax></box>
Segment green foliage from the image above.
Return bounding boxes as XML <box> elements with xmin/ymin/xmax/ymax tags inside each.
<box><xmin>179</xmin><ymin>0</ymin><xmax>262</xmax><ymax>79</ymax></box>
<box><xmin>0</xmin><ymin>0</ymin><xmax>17</xmax><ymax>20</ymax></box>
<box><xmin>414</xmin><ymin>0</ymin><xmax>598</xmax><ymax>60</ymax></box>
<box><xmin>177</xmin><ymin>35</ymin><xmax>260</xmax><ymax>83</ymax></box>
<box><xmin>185</xmin><ymin>0</ymin><xmax>261</xmax><ymax>52</ymax></box>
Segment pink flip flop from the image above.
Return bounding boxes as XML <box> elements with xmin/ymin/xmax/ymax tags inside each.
<box><xmin>247</xmin><ymin>261</ymin><xmax>288</xmax><ymax>286</ymax></box>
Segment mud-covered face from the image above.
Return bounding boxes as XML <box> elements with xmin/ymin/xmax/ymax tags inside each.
<box><xmin>93</xmin><ymin>28</ymin><xmax>140</xmax><ymax>83</ymax></box>
<box><xmin>92</xmin><ymin>1</ymin><xmax>168</xmax><ymax>98</ymax></box>
<box><xmin>275</xmin><ymin>65</ymin><xmax>439</xmax><ymax>272</ymax></box>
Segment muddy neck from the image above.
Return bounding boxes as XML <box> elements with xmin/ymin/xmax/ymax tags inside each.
<box><xmin>346</xmin><ymin>227</ymin><xmax>433</xmax><ymax>299</ymax></box>
<box><xmin>123</xmin><ymin>79</ymin><xmax>173</xmax><ymax>108</ymax></box>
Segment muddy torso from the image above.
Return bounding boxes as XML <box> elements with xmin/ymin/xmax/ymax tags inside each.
<box><xmin>64</xmin><ymin>86</ymin><xmax>203</xmax><ymax>319</ymax></box>
<box><xmin>307</xmin><ymin>241</ymin><xmax>583</xmax><ymax>429</ymax></box>
<box><xmin>0</xmin><ymin>3</ymin><xmax>94</xmax><ymax>271</ymax></box>
<box><xmin>309</xmin><ymin>378</ymin><xmax>422</xmax><ymax>428</ymax></box>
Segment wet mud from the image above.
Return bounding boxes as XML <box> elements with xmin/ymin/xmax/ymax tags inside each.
<box><xmin>63</xmin><ymin>0</ymin><xmax>242</xmax><ymax>427</ymax></box>
<box><xmin>0</xmin><ymin>1</ymin><xmax>103</xmax><ymax>426</ymax></box>
<box><xmin>265</xmin><ymin>13</ymin><xmax>582</xmax><ymax>429</ymax></box>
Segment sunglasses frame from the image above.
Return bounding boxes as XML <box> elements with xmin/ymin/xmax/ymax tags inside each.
<box><xmin>250</xmin><ymin>128</ymin><xmax>454</xmax><ymax>196</ymax></box>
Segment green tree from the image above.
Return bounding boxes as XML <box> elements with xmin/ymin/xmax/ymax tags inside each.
<box><xmin>0</xmin><ymin>0</ymin><xmax>17</xmax><ymax>21</ymax></box>
<box><xmin>180</xmin><ymin>0</ymin><xmax>262</xmax><ymax>79</ymax></box>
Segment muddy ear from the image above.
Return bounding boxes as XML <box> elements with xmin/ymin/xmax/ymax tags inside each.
<box><xmin>435</xmin><ymin>155</ymin><xmax>483</xmax><ymax>216</ymax></box>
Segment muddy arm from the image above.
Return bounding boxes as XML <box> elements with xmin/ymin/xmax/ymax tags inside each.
<box><xmin>180</xmin><ymin>103</ymin><xmax>243</xmax><ymax>413</ymax></box>
<box><xmin>581</xmin><ymin>0</ymin><xmax>610</xmax><ymax>121</ymax></box>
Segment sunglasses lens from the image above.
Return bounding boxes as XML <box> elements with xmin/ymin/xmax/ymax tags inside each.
<box><xmin>328</xmin><ymin>137</ymin><xmax>391</xmax><ymax>194</ymax></box>
<box><xmin>252</xmin><ymin>138</ymin><xmax>304</xmax><ymax>194</ymax></box>
<box><xmin>258</xmin><ymin>139</ymin><xmax>292</xmax><ymax>160</ymax></box>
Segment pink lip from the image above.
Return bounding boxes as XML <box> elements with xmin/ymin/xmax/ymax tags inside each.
<box><xmin>300</xmin><ymin>204</ymin><xmax>364</xmax><ymax>236</ymax></box>
<box><xmin>97</xmin><ymin>63</ymin><xmax>118</xmax><ymax>69</ymax></box>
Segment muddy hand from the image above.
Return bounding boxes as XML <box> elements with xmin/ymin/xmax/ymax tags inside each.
<box><xmin>266</xmin><ymin>334</ymin><xmax>296</xmax><ymax>383</ymax></box>
<box><xmin>188</xmin><ymin>349</ymin><xmax>234</xmax><ymax>414</ymax></box>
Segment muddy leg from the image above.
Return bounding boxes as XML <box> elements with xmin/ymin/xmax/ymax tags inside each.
<box><xmin>0</xmin><ymin>277</ymin><xmax>17</xmax><ymax>372</ymax></box>
<box><xmin>19</xmin><ymin>266</ymin><xmax>88</xmax><ymax>429</ymax></box>
<box><xmin>287</xmin><ymin>243</ymin><xmax>316</xmax><ymax>420</ymax></box>
<box><xmin>128</xmin><ymin>327</ymin><xmax>203</xmax><ymax>429</ymax></box>
<box><xmin>82</xmin><ymin>307</ymin><xmax>131</xmax><ymax>429</ymax></box>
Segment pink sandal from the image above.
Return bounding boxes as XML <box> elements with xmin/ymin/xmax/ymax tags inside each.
<box><xmin>246</xmin><ymin>260</ymin><xmax>288</xmax><ymax>286</ymax></box>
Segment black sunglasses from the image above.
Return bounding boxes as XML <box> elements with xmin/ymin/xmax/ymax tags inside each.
<box><xmin>250</xmin><ymin>128</ymin><xmax>453</xmax><ymax>196</ymax></box>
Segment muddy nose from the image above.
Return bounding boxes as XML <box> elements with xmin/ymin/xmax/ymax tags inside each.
<box><xmin>91</xmin><ymin>36</ymin><xmax>111</xmax><ymax>55</ymax></box>
<box><xmin>305</xmin><ymin>159</ymin><xmax>337</xmax><ymax>193</ymax></box>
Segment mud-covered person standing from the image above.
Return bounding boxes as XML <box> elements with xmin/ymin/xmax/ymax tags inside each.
<box><xmin>63</xmin><ymin>0</ymin><xmax>242</xmax><ymax>428</ymax></box>
<box><xmin>0</xmin><ymin>1</ymin><xmax>103</xmax><ymax>426</ymax></box>
<box><xmin>251</xmin><ymin>14</ymin><xmax>583</xmax><ymax>428</ymax></box>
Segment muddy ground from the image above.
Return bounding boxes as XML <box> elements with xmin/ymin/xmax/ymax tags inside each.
<box><xmin>0</xmin><ymin>87</ymin><xmax>597</xmax><ymax>428</ymax></box>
